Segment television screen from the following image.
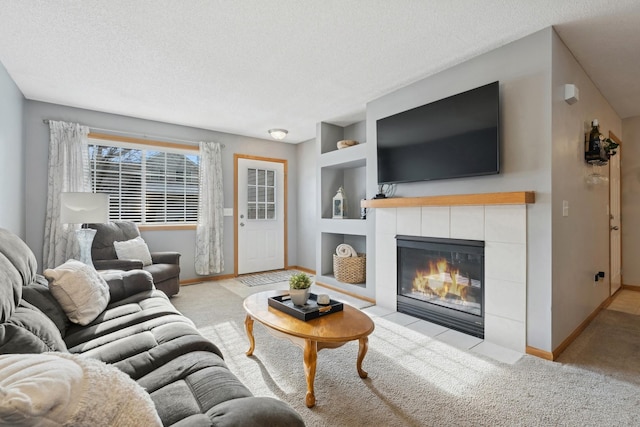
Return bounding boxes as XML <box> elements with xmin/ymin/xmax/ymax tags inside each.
<box><xmin>376</xmin><ymin>81</ymin><xmax>499</xmax><ymax>185</ymax></box>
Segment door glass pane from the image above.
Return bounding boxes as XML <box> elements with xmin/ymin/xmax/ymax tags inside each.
<box><xmin>247</xmin><ymin>167</ymin><xmax>277</xmax><ymax>221</ymax></box>
<box><xmin>248</xmin><ymin>203</ymin><xmax>257</xmax><ymax>220</ymax></box>
<box><xmin>266</xmin><ymin>204</ymin><xmax>275</xmax><ymax>219</ymax></box>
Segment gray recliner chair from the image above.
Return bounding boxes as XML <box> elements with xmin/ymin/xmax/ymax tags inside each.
<box><xmin>86</xmin><ymin>221</ymin><xmax>181</xmax><ymax>297</ymax></box>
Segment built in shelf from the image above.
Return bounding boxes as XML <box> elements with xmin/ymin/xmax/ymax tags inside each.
<box><xmin>319</xmin><ymin>143</ymin><xmax>367</xmax><ymax>169</ymax></box>
<box><xmin>318</xmin><ymin>218</ymin><xmax>367</xmax><ymax>235</ymax></box>
<box><xmin>361</xmin><ymin>191</ymin><xmax>535</xmax><ymax>208</ymax></box>
<box><xmin>316</xmin><ymin>273</ymin><xmax>366</xmax><ymax>288</ymax></box>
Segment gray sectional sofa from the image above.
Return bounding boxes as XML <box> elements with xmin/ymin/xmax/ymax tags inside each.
<box><xmin>0</xmin><ymin>227</ymin><xmax>304</xmax><ymax>426</ymax></box>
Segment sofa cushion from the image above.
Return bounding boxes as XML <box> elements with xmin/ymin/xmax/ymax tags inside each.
<box><xmin>0</xmin><ymin>252</ymin><xmax>21</xmax><ymax>323</ymax></box>
<box><xmin>114</xmin><ymin>236</ymin><xmax>153</xmax><ymax>266</ymax></box>
<box><xmin>21</xmin><ymin>276</ymin><xmax>70</xmax><ymax>336</ymax></box>
<box><xmin>0</xmin><ymin>302</ymin><xmax>67</xmax><ymax>353</ymax></box>
<box><xmin>63</xmin><ymin>289</ymin><xmax>185</xmax><ymax>350</ymax></box>
<box><xmin>139</xmin><ymin>351</ymin><xmax>305</xmax><ymax>427</ymax></box>
<box><xmin>0</xmin><ymin>352</ymin><xmax>161</xmax><ymax>426</ymax></box>
<box><xmin>44</xmin><ymin>259</ymin><xmax>110</xmax><ymax>326</ymax></box>
<box><xmin>145</xmin><ymin>262</ymin><xmax>181</xmax><ymax>284</ymax></box>
<box><xmin>0</xmin><ymin>227</ymin><xmax>38</xmax><ymax>289</ymax></box>
<box><xmin>100</xmin><ymin>269</ymin><xmax>155</xmax><ymax>303</ymax></box>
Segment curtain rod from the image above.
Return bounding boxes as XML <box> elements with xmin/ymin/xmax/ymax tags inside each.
<box><xmin>42</xmin><ymin>119</ymin><xmax>225</xmax><ymax>148</ymax></box>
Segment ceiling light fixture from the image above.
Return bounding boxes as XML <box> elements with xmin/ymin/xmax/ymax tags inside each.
<box><xmin>268</xmin><ymin>129</ymin><xmax>288</xmax><ymax>140</ymax></box>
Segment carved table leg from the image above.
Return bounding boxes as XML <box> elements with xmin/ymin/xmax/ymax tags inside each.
<box><xmin>304</xmin><ymin>339</ymin><xmax>318</xmax><ymax>408</ymax></box>
<box><xmin>357</xmin><ymin>336</ymin><xmax>369</xmax><ymax>378</ymax></box>
<box><xmin>245</xmin><ymin>315</ymin><xmax>255</xmax><ymax>356</ymax></box>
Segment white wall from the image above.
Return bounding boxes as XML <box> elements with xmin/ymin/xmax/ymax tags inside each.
<box><xmin>550</xmin><ymin>31</ymin><xmax>622</xmax><ymax>348</ymax></box>
<box><xmin>366</xmin><ymin>28</ymin><xmax>554</xmax><ymax>351</ymax></box>
<box><xmin>24</xmin><ymin>101</ymin><xmax>299</xmax><ymax>280</ymax></box>
<box><xmin>622</xmin><ymin>115</ymin><xmax>640</xmax><ymax>287</ymax></box>
<box><xmin>295</xmin><ymin>138</ymin><xmax>316</xmax><ymax>270</ymax></box>
<box><xmin>0</xmin><ymin>60</ymin><xmax>25</xmax><ymax>236</ymax></box>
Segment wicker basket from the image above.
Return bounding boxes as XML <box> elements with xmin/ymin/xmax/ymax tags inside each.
<box><xmin>333</xmin><ymin>253</ymin><xmax>366</xmax><ymax>284</ymax></box>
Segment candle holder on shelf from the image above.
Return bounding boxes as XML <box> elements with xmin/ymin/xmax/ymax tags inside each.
<box><xmin>332</xmin><ymin>187</ymin><xmax>347</xmax><ymax>219</ymax></box>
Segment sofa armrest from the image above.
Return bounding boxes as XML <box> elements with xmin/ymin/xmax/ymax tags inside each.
<box><xmin>100</xmin><ymin>269</ymin><xmax>155</xmax><ymax>303</ymax></box>
<box><xmin>208</xmin><ymin>397</ymin><xmax>305</xmax><ymax>427</ymax></box>
<box><xmin>151</xmin><ymin>252</ymin><xmax>181</xmax><ymax>265</ymax></box>
<box><xmin>94</xmin><ymin>259</ymin><xmax>144</xmax><ymax>271</ymax></box>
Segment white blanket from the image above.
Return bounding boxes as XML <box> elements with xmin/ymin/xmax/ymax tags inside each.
<box><xmin>0</xmin><ymin>352</ymin><xmax>162</xmax><ymax>427</ymax></box>
<box><xmin>336</xmin><ymin>244</ymin><xmax>357</xmax><ymax>257</ymax></box>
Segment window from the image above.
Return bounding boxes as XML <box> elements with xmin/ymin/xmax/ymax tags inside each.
<box><xmin>246</xmin><ymin>168</ymin><xmax>276</xmax><ymax>220</ymax></box>
<box><xmin>88</xmin><ymin>139</ymin><xmax>200</xmax><ymax>225</ymax></box>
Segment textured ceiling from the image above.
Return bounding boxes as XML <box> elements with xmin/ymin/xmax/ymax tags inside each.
<box><xmin>1</xmin><ymin>1</ymin><xmax>639</xmax><ymax>143</ymax></box>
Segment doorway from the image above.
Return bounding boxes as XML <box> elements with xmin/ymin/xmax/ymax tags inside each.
<box><xmin>234</xmin><ymin>154</ymin><xmax>287</xmax><ymax>275</ymax></box>
<box><xmin>609</xmin><ymin>131</ymin><xmax>622</xmax><ymax>296</ymax></box>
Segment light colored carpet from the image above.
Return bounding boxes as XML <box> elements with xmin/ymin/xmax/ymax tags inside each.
<box><xmin>556</xmin><ymin>309</ymin><xmax>640</xmax><ymax>384</ymax></box>
<box><xmin>236</xmin><ymin>269</ymin><xmax>309</xmax><ymax>287</ymax></box>
<box><xmin>172</xmin><ymin>281</ymin><xmax>640</xmax><ymax>427</ymax></box>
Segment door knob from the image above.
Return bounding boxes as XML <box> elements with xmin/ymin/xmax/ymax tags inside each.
<box><xmin>240</xmin><ymin>222</ymin><xmax>245</xmax><ymax>227</ymax></box>
<box><xmin>611</xmin><ymin>226</ymin><xmax>619</xmax><ymax>231</ymax></box>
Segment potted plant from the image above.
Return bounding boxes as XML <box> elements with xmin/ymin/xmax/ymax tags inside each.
<box><xmin>289</xmin><ymin>272</ymin><xmax>312</xmax><ymax>306</ymax></box>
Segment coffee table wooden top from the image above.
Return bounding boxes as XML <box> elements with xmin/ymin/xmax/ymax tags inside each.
<box><xmin>243</xmin><ymin>290</ymin><xmax>374</xmax><ymax>343</ymax></box>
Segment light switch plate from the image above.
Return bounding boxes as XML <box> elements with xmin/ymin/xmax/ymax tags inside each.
<box><xmin>562</xmin><ymin>200</ymin><xmax>569</xmax><ymax>217</ymax></box>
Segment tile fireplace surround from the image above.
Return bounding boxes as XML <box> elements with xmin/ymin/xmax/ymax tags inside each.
<box><xmin>365</xmin><ymin>192</ymin><xmax>534</xmax><ymax>352</ymax></box>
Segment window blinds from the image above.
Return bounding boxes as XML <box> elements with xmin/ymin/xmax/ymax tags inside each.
<box><xmin>88</xmin><ymin>142</ymin><xmax>199</xmax><ymax>224</ymax></box>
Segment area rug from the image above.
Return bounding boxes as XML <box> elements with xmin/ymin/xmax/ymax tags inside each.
<box><xmin>237</xmin><ymin>269</ymin><xmax>309</xmax><ymax>287</ymax></box>
<box><xmin>171</xmin><ymin>282</ymin><xmax>640</xmax><ymax>427</ymax></box>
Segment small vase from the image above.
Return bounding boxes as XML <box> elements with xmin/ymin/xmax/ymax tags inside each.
<box><xmin>289</xmin><ymin>288</ymin><xmax>310</xmax><ymax>306</ymax></box>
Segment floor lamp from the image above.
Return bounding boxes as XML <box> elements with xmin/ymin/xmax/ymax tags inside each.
<box><xmin>60</xmin><ymin>192</ymin><xmax>109</xmax><ymax>267</ymax></box>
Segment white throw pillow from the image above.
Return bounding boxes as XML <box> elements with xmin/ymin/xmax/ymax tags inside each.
<box><xmin>0</xmin><ymin>352</ymin><xmax>162</xmax><ymax>427</ymax></box>
<box><xmin>43</xmin><ymin>259</ymin><xmax>110</xmax><ymax>326</ymax></box>
<box><xmin>113</xmin><ymin>236</ymin><xmax>153</xmax><ymax>266</ymax></box>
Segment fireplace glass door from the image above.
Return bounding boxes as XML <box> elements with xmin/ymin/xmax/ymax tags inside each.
<box><xmin>396</xmin><ymin>236</ymin><xmax>484</xmax><ymax>337</ymax></box>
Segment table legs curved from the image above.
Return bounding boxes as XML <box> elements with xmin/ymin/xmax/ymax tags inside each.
<box><xmin>357</xmin><ymin>336</ymin><xmax>369</xmax><ymax>378</ymax></box>
<box><xmin>244</xmin><ymin>315</ymin><xmax>255</xmax><ymax>356</ymax></box>
<box><xmin>304</xmin><ymin>339</ymin><xmax>318</xmax><ymax>408</ymax></box>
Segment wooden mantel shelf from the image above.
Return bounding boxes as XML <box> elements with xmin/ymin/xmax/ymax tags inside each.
<box><xmin>361</xmin><ymin>191</ymin><xmax>535</xmax><ymax>208</ymax></box>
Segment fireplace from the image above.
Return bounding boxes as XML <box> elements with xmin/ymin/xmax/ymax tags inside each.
<box><xmin>396</xmin><ymin>235</ymin><xmax>484</xmax><ymax>338</ymax></box>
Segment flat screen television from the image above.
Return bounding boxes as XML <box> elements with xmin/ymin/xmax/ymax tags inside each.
<box><xmin>376</xmin><ymin>81</ymin><xmax>499</xmax><ymax>185</ymax></box>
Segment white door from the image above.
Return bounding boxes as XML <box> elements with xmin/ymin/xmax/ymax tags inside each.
<box><xmin>609</xmin><ymin>143</ymin><xmax>622</xmax><ymax>295</ymax></box>
<box><xmin>237</xmin><ymin>157</ymin><xmax>285</xmax><ymax>274</ymax></box>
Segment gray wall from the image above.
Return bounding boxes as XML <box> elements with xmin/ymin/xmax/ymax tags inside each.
<box><xmin>0</xmin><ymin>61</ymin><xmax>25</xmax><ymax>236</ymax></box>
<box><xmin>622</xmin><ymin>115</ymin><xmax>640</xmax><ymax>287</ymax></box>
<box><xmin>366</xmin><ymin>28</ymin><xmax>554</xmax><ymax>351</ymax></box>
<box><xmin>295</xmin><ymin>138</ymin><xmax>316</xmax><ymax>270</ymax></box>
<box><xmin>550</xmin><ymin>31</ymin><xmax>622</xmax><ymax>349</ymax></box>
<box><xmin>364</xmin><ymin>27</ymin><xmax>625</xmax><ymax>352</ymax></box>
<box><xmin>24</xmin><ymin>101</ymin><xmax>299</xmax><ymax>280</ymax></box>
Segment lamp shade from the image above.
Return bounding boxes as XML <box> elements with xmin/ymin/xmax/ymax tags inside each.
<box><xmin>60</xmin><ymin>192</ymin><xmax>109</xmax><ymax>224</ymax></box>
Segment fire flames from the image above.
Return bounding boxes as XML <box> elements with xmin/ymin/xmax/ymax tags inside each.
<box><xmin>412</xmin><ymin>258</ymin><xmax>471</xmax><ymax>302</ymax></box>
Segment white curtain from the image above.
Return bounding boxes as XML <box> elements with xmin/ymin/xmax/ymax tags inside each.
<box><xmin>43</xmin><ymin>121</ymin><xmax>90</xmax><ymax>269</ymax></box>
<box><xmin>195</xmin><ymin>141</ymin><xmax>224</xmax><ymax>275</ymax></box>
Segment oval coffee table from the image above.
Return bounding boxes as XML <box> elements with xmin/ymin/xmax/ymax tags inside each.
<box><xmin>243</xmin><ymin>290</ymin><xmax>375</xmax><ymax>408</ymax></box>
